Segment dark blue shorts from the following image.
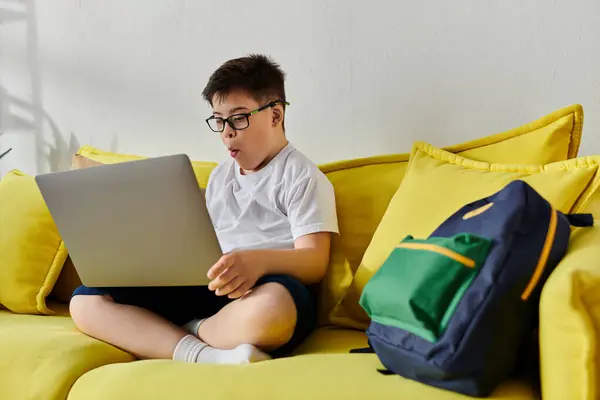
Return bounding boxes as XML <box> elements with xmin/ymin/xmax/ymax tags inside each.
<box><xmin>72</xmin><ymin>275</ymin><xmax>316</xmax><ymax>357</ymax></box>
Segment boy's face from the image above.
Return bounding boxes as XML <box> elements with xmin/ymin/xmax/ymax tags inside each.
<box><xmin>211</xmin><ymin>90</ymin><xmax>280</xmax><ymax>173</ymax></box>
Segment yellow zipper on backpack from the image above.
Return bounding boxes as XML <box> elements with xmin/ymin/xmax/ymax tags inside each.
<box><xmin>521</xmin><ymin>207</ymin><xmax>558</xmax><ymax>301</ymax></box>
<box><xmin>395</xmin><ymin>243</ymin><xmax>476</xmax><ymax>268</ymax></box>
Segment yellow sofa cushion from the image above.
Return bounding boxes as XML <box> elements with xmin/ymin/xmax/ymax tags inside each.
<box><xmin>0</xmin><ymin>304</ymin><xmax>134</xmax><ymax>400</ymax></box>
<box><xmin>0</xmin><ymin>170</ymin><xmax>68</xmax><ymax>314</ymax></box>
<box><xmin>333</xmin><ymin>142</ymin><xmax>599</xmax><ymax>328</ymax></box>
<box><xmin>320</xmin><ymin>103</ymin><xmax>583</xmax><ymax>273</ymax></box>
<box><xmin>317</xmin><ymin>104</ymin><xmax>583</xmax><ymax>323</ymax></box>
<box><xmin>76</xmin><ymin>145</ymin><xmax>217</xmax><ymax>188</ymax></box>
<box><xmin>0</xmin><ymin>309</ymin><xmax>534</xmax><ymax>400</ymax></box>
<box><xmin>539</xmin><ymin>189</ymin><xmax>600</xmax><ymax>400</ymax></box>
<box><xmin>67</xmin><ymin>347</ymin><xmax>534</xmax><ymax>400</ymax></box>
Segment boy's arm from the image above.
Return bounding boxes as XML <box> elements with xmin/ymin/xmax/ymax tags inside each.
<box><xmin>207</xmin><ymin>232</ymin><xmax>331</xmax><ymax>298</ymax></box>
<box><xmin>251</xmin><ymin>232</ymin><xmax>332</xmax><ymax>283</ymax></box>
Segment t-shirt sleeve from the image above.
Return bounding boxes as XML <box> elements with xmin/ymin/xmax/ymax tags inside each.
<box><xmin>286</xmin><ymin>170</ymin><xmax>339</xmax><ymax>240</ymax></box>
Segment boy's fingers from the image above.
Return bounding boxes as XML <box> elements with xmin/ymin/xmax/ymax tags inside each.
<box><xmin>228</xmin><ymin>281</ymin><xmax>253</xmax><ymax>299</ymax></box>
<box><xmin>216</xmin><ymin>276</ymin><xmax>244</xmax><ymax>297</ymax></box>
<box><xmin>207</xmin><ymin>255</ymin><xmax>231</xmax><ymax>279</ymax></box>
<box><xmin>208</xmin><ymin>267</ymin><xmax>237</xmax><ymax>291</ymax></box>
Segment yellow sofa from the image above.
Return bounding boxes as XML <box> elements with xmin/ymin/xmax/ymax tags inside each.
<box><xmin>1</xmin><ymin>105</ymin><xmax>599</xmax><ymax>400</ymax></box>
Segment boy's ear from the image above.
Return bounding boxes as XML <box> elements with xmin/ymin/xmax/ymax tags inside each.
<box><xmin>272</xmin><ymin>106</ymin><xmax>283</xmax><ymax>127</ymax></box>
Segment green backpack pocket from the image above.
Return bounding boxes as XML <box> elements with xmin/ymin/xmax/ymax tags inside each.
<box><xmin>359</xmin><ymin>234</ymin><xmax>492</xmax><ymax>342</ymax></box>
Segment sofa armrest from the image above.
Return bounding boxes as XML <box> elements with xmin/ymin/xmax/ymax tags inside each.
<box><xmin>540</xmin><ymin>223</ymin><xmax>600</xmax><ymax>400</ymax></box>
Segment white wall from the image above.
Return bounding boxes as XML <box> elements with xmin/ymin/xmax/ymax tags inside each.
<box><xmin>1</xmin><ymin>0</ymin><xmax>599</xmax><ymax>175</ymax></box>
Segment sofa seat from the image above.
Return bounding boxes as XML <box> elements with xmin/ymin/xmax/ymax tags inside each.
<box><xmin>0</xmin><ymin>303</ymin><xmax>536</xmax><ymax>400</ymax></box>
<box><xmin>0</xmin><ymin>303</ymin><xmax>134</xmax><ymax>400</ymax></box>
<box><xmin>67</xmin><ymin>327</ymin><xmax>536</xmax><ymax>400</ymax></box>
<box><xmin>0</xmin><ymin>307</ymin><xmax>535</xmax><ymax>399</ymax></box>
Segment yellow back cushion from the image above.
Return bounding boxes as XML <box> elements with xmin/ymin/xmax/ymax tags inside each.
<box><xmin>331</xmin><ymin>142</ymin><xmax>599</xmax><ymax>329</ymax></box>
<box><xmin>76</xmin><ymin>145</ymin><xmax>217</xmax><ymax>188</ymax></box>
<box><xmin>317</xmin><ymin>105</ymin><xmax>582</xmax><ymax>323</ymax></box>
<box><xmin>538</xmin><ymin>179</ymin><xmax>600</xmax><ymax>399</ymax></box>
<box><xmin>0</xmin><ymin>171</ymin><xmax>68</xmax><ymax>314</ymax></box>
<box><xmin>320</xmin><ymin>104</ymin><xmax>582</xmax><ymax>276</ymax></box>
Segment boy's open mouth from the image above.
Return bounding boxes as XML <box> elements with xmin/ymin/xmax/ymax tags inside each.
<box><xmin>229</xmin><ymin>149</ymin><xmax>240</xmax><ymax>158</ymax></box>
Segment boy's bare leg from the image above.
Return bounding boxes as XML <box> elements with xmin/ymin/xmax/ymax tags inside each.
<box><xmin>197</xmin><ymin>282</ymin><xmax>297</xmax><ymax>351</ymax></box>
<box><xmin>70</xmin><ymin>295</ymin><xmax>185</xmax><ymax>359</ymax></box>
<box><xmin>70</xmin><ymin>282</ymin><xmax>297</xmax><ymax>363</ymax></box>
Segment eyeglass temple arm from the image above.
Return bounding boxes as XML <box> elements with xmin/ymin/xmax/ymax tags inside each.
<box><xmin>249</xmin><ymin>100</ymin><xmax>291</xmax><ymax>115</ymax></box>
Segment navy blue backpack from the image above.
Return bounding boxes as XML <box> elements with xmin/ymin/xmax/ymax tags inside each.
<box><xmin>353</xmin><ymin>180</ymin><xmax>593</xmax><ymax>397</ymax></box>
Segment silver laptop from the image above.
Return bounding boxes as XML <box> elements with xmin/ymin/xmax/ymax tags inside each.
<box><xmin>35</xmin><ymin>154</ymin><xmax>223</xmax><ymax>287</ymax></box>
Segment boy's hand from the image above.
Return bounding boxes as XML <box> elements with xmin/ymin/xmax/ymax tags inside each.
<box><xmin>207</xmin><ymin>251</ymin><xmax>264</xmax><ymax>299</ymax></box>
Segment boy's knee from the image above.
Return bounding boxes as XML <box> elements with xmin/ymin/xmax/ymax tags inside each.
<box><xmin>251</xmin><ymin>282</ymin><xmax>296</xmax><ymax>315</ymax></box>
<box><xmin>241</xmin><ymin>282</ymin><xmax>297</xmax><ymax>346</ymax></box>
<box><xmin>70</xmin><ymin>295</ymin><xmax>113</xmax><ymax>331</ymax></box>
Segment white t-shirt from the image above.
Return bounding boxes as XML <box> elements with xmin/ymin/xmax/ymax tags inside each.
<box><xmin>205</xmin><ymin>143</ymin><xmax>339</xmax><ymax>254</ymax></box>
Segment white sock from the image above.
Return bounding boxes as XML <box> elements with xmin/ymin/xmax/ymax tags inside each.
<box><xmin>182</xmin><ymin>318</ymin><xmax>205</xmax><ymax>336</ymax></box>
<box><xmin>172</xmin><ymin>335</ymin><xmax>271</xmax><ymax>365</ymax></box>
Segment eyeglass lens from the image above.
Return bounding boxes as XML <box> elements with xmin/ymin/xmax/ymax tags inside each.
<box><xmin>208</xmin><ymin>115</ymin><xmax>249</xmax><ymax>132</ymax></box>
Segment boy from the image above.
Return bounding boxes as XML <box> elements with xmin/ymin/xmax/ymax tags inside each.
<box><xmin>70</xmin><ymin>54</ymin><xmax>339</xmax><ymax>364</ymax></box>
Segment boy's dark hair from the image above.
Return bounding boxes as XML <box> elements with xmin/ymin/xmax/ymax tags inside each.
<box><xmin>202</xmin><ymin>54</ymin><xmax>287</xmax><ymax>109</ymax></box>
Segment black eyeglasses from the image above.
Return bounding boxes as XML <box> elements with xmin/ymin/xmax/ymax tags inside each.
<box><xmin>205</xmin><ymin>100</ymin><xmax>290</xmax><ymax>133</ymax></box>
